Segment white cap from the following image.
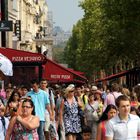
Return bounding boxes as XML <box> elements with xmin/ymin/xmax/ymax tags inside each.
<box><xmin>68</xmin><ymin>84</ymin><xmax>75</xmax><ymax>88</ymax></box>
<box><xmin>91</xmin><ymin>86</ymin><xmax>97</xmax><ymax>91</ymax></box>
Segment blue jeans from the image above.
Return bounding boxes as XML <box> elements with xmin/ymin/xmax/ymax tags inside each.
<box><xmin>37</xmin><ymin>121</ymin><xmax>45</xmax><ymax>140</ymax></box>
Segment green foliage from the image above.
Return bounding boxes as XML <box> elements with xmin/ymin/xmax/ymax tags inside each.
<box><xmin>53</xmin><ymin>42</ymin><xmax>67</xmax><ymax>63</ymax></box>
<box><xmin>64</xmin><ymin>0</ymin><xmax>140</xmax><ymax>79</ymax></box>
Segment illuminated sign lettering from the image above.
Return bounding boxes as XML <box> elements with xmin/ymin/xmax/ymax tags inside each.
<box><xmin>12</xmin><ymin>56</ymin><xmax>42</xmax><ymax>62</ymax></box>
<box><xmin>50</xmin><ymin>74</ymin><xmax>71</xmax><ymax>79</ymax></box>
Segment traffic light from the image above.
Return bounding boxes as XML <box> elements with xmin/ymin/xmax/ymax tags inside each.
<box><xmin>14</xmin><ymin>20</ymin><xmax>21</xmax><ymax>41</ymax></box>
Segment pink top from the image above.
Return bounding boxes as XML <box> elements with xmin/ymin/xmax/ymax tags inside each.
<box><xmin>104</xmin><ymin>92</ymin><xmax>122</xmax><ymax>110</ymax></box>
<box><xmin>101</xmin><ymin>121</ymin><xmax>106</xmax><ymax>140</ymax></box>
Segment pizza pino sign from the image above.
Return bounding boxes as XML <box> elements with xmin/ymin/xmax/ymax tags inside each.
<box><xmin>50</xmin><ymin>74</ymin><xmax>71</xmax><ymax>80</ymax></box>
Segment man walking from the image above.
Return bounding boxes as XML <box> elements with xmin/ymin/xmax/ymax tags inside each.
<box><xmin>40</xmin><ymin>79</ymin><xmax>56</xmax><ymax>140</ymax></box>
<box><xmin>104</xmin><ymin>83</ymin><xmax>122</xmax><ymax>110</ymax></box>
<box><xmin>27</xmin><ymin>79</ymin><xmax>52</xmax><ymax>140</ymax></box>
<box><xmin>105</xmin><ymin>95</ymin><xmax>140</xmax><ymax>140</ymax></box>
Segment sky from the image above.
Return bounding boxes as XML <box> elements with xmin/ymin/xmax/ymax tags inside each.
<box><xmin>46</xmin><ymin>0</ymin><xmax>84</xmax><ymax>31</ymax></box>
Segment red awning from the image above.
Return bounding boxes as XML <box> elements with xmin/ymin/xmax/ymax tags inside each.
<box><xmin>67</xmin><ymin>68</ymin><xmax>85</xmax><ymax>75</ymax></box>
<box><xmin>43</xmin><ymin>59</ymin><xmax>87</xmax><ymax>83</ymax></box>
<box><xmin>95</xmin><ymin>70</ymin><xmax>129</xmax><ymax>82</ymax></box>
<box><xmin>0</xmin><ymin>47</ymin><xmax>46</xmax><ymax>64</ymax></box>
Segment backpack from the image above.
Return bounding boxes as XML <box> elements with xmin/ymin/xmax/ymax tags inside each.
<box><xmin>82</xmin><ymin>94</ymin><xmax>86</xmax><ymax>105</ymax></box>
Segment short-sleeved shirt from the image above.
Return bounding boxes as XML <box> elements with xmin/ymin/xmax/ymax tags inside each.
<box><xmin>0</xmin><ymin>117</ymin><xmax>9</xmax><ymax>140</ymax></box>
<box><xmin>84</xmin><ymin>101</ymin><xmax>99</xmax><ymax>121</ymax></box>
<box><xmin>104</xmin><ymin>92</ymin><xmax>122</xmax><ymax>110</ymax></box>
<box><xmin>27</xmin><ymin>89</ymin><xmax>50</xmax><ymax>121</ymax></box>
<box><xmin>44</xmin><ymin>88</ymin><xmax>55</xmax><ymax>115</ymax></box>
<box><xmin>106</xmin><ymin>114</ymin><xmax>140</xmax><ymax>140</ymax></box>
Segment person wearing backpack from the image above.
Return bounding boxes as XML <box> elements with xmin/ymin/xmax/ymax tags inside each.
<box><xmin>40</xmin><ymin>79</ymin><xmax>58</xmax><ymax>140</ymax></box>
<box><xmin>83</xmin><ymin>87</ymin><xmax>90</xmax><ymax>105</ymax></box>
<box><xmin>104</xmin><ymin>83</ymin><xmax>122</xmax><ymax>110</ymax></box>
<box><xmin>27</xmin><ymin>79</ymin><xmax>51</xmax><ymax>140</ymax></box>
<box><xmin>75</xmin><ymin>86</ymin><xmax>87</xmax><ymax>110</ymax></box>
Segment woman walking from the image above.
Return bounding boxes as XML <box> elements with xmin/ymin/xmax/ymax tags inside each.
<box><xmin>84</xmin><ymin>93</ymin><xmax>99</xmax><ymax>140</ymax></box>
<box><xmin>5</xmin><ymin>99</ymin><xmax>39</xmax><ymax>140</ymax></box>
<box><xmin>59</xmin><ymin>85</ymin><xmax>82</xmax><ymax>140</ymax></box>
<box><xmin>96</xmin><ymin>104</ymin><xmax>117</xmax><ymax>140</ymax></box>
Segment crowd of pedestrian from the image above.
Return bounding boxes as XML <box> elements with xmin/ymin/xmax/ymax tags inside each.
<box><xmin>0</xmin><ymin>80</ymin><xmax>140</xmax><ymax>140</ymax></box>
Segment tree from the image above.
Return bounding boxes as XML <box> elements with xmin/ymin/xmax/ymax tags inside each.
<box><xmin>53</xmin><ymin>42</ymin><xmax>66</xmax><ymax>63</ymax></box>
<box><xmin>64</xmin><ymin>0</ymin><xmax>140</xmax><ymax>79</ymax></box>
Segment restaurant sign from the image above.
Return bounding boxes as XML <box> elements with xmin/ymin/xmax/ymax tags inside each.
<box><xmin>12</xmin><ymin>56</ymin><xmax>43</xmax><ymax>62</ymax></box>
<box><xmin>0</xmin><ymin>21</ymin><xmax>13</xmax><ymax>31</ymax></box>
<box><xmin>50</xmin><ymin>74</ymin><xmax>71</xmax><ymax>80</ymax></box>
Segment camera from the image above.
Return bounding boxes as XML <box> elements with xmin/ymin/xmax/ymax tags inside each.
<box><xmin>13</xmin><ymin>108</ymin><xmax>17</xmax><ymax>112</ymax></box>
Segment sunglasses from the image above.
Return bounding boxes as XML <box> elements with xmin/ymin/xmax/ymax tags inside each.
<box><xmin>22</xmin><ymin>106</ymin><xmax>32</xmax><ymax>109</ymax></box>
<box><xmin>14</xmin><ymin>94</ymin><xmax>19</xmax><ymax>96</ymax></box>
<box><xmin>6</xmin><ymin>91</ymin><xmax>11</xmax><ymax>93</ymax></box>
<box><xmin>69</xmin><ymin>90</ymin><xmax>74</xmax><ymax>93</ymax></box>
<box><xmin>41</xmin><ymin>82</ymin><xmax>47</xmax><ymax>84</ymax></box>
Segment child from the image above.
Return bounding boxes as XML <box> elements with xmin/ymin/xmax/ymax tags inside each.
<box><xmin>82</xmin><ymin>126</ymin><xmax>92</xmax><ymax>140</ymax></box>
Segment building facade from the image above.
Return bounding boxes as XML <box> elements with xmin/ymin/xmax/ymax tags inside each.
<box><xmin>1</xmin><ymin>0</ymin><xmax>53</xmax><ymax>59</ymax></box>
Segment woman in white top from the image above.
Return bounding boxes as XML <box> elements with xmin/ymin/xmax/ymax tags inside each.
<box><xmin>84</xmin><ymin>92</ymin><xmax>99</xmax><ymax>140</ymax></box>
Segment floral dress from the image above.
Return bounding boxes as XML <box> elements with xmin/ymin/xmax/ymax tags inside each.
<box><xmin>11</xmin><ymin>121</ymin><xmax>39</xmax><ymax>140</ymax></box>
<box><xmin>63</xmin><ymin>98</ymin><xmax>81</xmax><ymax>135</ymax></box>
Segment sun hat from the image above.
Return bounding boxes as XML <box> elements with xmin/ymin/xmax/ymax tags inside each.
<box><xmin>65</xmin><ymin>85</ymin><xmax>75</xmax><ymax>95</ymax></box>
<box><xmin>68</xmin><ymin>84</ymin><xmax>75</xmax><ymax>88</ymax></box>
<box><xmin>95</xmin><ymin>90</ymin><xmax>102</xmax><ymax>94</ymax></box>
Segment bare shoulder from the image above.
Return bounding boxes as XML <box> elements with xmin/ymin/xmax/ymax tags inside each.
<box><xmin>8</xmin><ymin>116</ymin><xmax>17</xmax><ymax>128</ymax></box>
<box><xmin>31</xmin><ymin>115</ymin><xmax>39</xmax><ymax>121</ymax></box>
<box><xmin>98</xmin><ymin>122</ymin><xmax>102</xmax><ymax>129</ymax></box>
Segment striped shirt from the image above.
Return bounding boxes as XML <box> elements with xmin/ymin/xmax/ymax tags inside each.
<box><xmin>105</xmin><ymin>114</ymin><xmax>140</xmax><ymax>140</ymax></box>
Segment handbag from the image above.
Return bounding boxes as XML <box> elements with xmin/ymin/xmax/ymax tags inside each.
<box><xmin>75</xmin><ymin>96</ymin><xmax>86</xmax><ymax>130</ymax></box>
<box><xmin>78</xmin><ymin>106</ymin><xmax>85</xmax><ymax>118</ymax></box>
<box><xmin>89</xmin><ymin>103</ymin><xmax>99</xmax><ymax>121</ymax></box>
<box><xmin>58</xmin><ymin>123</ymin><xmax>65</xmax><ymax>140</ymax></box>
<box><xmin>78</xmin><ymin>106</ymin><xmax>86</xmax><ymax>131</ymax></box>
<box><xmin>49</xmin><ymin>121</ymin><xmax>58</xmax><ymax>140</ymax></box>
<box><xmin>75</xmin><ymin>96</ymin><xmax>85</xmax><ymax>118</ymax></box>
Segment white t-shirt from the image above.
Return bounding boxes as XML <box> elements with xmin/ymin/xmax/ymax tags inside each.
<box><xmin>106</xmin><ymin>114</ymin><xmax>140</xmax><ymax>140</ymax></box>
<box><xmin>44</xmin><ymin>88</ymin><xmax>55</xmax><ymax>115</ymax></box>
<box><xmin>0</xmin><ymin>117</ymin><xmax>9</xmax><ymax>140</ymax></box>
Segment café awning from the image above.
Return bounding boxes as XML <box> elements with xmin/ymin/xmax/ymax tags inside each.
<box><xmin>0</xmin><ymin>47</ymin><xmax>87</xmax><ymax>84</ymax></box>
<box><xmin>95</xmin><ymin>70</ymin><xmax>129</xmax><ymax>82</ymax></box>
<box><xmin>43</xmin><ymin>59</ymin><xmax>87</xmax><ymax>83</ymax></box>
<box><xmin>0</xmin><ymin>47</ymin><xmax>46</xmax><ymax>64</ymax></box>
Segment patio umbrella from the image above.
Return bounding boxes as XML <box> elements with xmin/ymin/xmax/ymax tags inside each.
<box><xmin>0</xmin><ymin>53</ymin><xmax>13</xmax><ymax>76</ymax></box>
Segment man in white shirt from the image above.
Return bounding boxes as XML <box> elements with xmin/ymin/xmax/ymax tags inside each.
<box><xmin>105</xmin><ymin>95</ymin><xmax>140</xmax><ymax>140</ymax></box>
<box><xmin>40</xmin><ymin>79</ymin><xmax>57</xmax><ymax>140</ymax></box>
<box><xmin>0</xmin><ymin>99</ymin><xmax>9</xmax><ymax>140</ymax></box>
